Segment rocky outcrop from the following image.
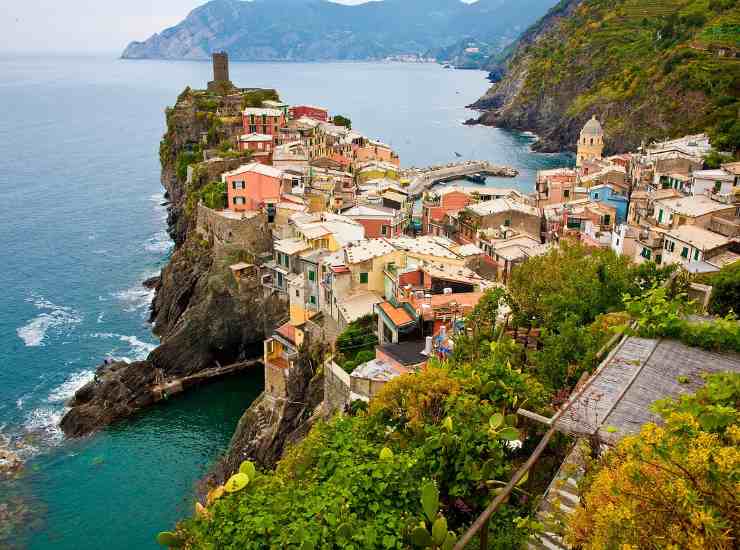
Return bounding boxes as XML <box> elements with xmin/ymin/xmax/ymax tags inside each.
<box><xmin>470</xmin><ymin>0</ymin><xmax>740</xmax><ymax>154</ymax></box>
<box><xmin>60</xmin><ymin>86</ymin><xmax>286</xmax><ymax>438</ymax></box>
<box><xmin>61</xmin><ymin>245</ymin><xmax>286</xmax><ymax>437</ymax></box>
<box><xmin>203</xmin><ymin>359</ymin><xmax>325</xmax><ymax>487</ymax></box>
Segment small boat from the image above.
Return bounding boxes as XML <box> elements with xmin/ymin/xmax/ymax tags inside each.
<box><xmin>466</xmin><ymin>173</ymin><xmax>486</xmax><ymax>184</ymax></box>
<box><xmin>454</xmin><ymin>151</ymin><xmax>462</xmax><ymax>158</ymax></box>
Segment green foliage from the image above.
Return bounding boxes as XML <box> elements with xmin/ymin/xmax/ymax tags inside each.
<box><xmin>625</xmin><ymin>286</ymin><xmax>740</xmax><ymax>352</ymax></box>
<box><xmin>241</xmin><ymin>89</ymin><xmax>280</xmax><ymax>109</ymax></box>
<box><xmin>224</xmin><ymin>472</ymin><xmax>249</xmax><ymax>493</ymax></box>
<box><xmin>704</xmin><ymin>149</ymin><xmax>735</xmax><ymax>168</ymax></box>
<box><xmin>335</xmin><ymin>314</ymin><xmax>378</xmax><ymax>373</ymax></box>
<box><xmin>199</xmin><ymin>181</ymin><xmax>226</xmax><ymax>210</ymax></box>
<box><xmin>332</xmin><ymin>115</ymin><xmax>352</xmax><ymax>129</ymax></box>
<box><xmin>512</xmin><ymin>0</ymin><xmax>740</xmax><ymax>152</ymax></box>
<box><xmin>175</xmin><ymin>149</ymin><xmax>200</xmax><ymax>182</ymax></box>
<box><xmin>155</xmin><ymin>531</ymin><xmax>183</xmax><ymax>548</ymax></box>
<box><xmin>507</xmin><ymin>241</ymin><xmax>668</xmax><ymax>330</ymax></box>
<box><xmin>707</xmin><ymin>260</ymin><xmax>740</xmax><ymax>316</ymax></box>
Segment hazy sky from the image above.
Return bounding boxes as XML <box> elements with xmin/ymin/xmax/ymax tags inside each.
<box><xmin>1</xmin><ymin>0</ymin><xmax>375</xmax><ymax>53</ymax></box>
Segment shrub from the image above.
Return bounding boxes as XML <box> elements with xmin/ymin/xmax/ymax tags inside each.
<box><xmin>566</xmin><ymin>373</ymin><xmax>740</xmax><ymax>550</ymax></box>
<box><xmin>708</xmin><ymin>261</ymin><xmax>740</xmax><ymax>316</ymax></box>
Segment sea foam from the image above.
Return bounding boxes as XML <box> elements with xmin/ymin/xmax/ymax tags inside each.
<box><xmin>16</xmin><ymin>295</ymin><xmax>82</xmax><ymax>347</ymax></box>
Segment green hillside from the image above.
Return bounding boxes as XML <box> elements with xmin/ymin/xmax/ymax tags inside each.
<box><xmin>475</xmin><ymin>0</ymin><xmax>740</xmax><ymax>154</ymax></box>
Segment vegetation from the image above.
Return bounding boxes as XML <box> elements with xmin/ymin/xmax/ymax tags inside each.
<box><xmin>198</xmin><ymin>181</ymin><xmax>227</xmax><ymax>210</ymax></box>
<box><xmin>332</xmin><ymin>115</ymin><xmax>352</xmax><ymax>129</ymax></box>
<box><xmin>566</xmin><ymin>372</ymin><xmax>740</xmax><ymax>549</ymax></box>
<box><xmin>334</xmin><ymin>315</ymin><xmax>378</xmax><ymax>373</ymax></box>
<box><xmin>241</xmin><ymin>89</ymin><xmax>280</xmax><ymax>109</ymax></box>
<box><xmin>705</xmin><ymin>261</ymin><xmax>740</xmax><ymax>316</ymax></box>
<box><xmin>505</xmin><ymin>0</ymin><xmax>740</xmax><ymax>153</ymax></box>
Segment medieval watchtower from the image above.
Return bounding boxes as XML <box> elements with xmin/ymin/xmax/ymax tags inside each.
<box><xmin>576</xmin><ymin>115</ymin><xmax>604</xmax><ymax>168</ymax></box>
<box><xmin>207</xmin><ymin>51</ymin><xmax>233</xmax><ymax>92</ymax></box>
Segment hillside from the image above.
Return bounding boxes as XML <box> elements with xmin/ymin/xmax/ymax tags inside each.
<box><xmin>471</xmin><ymin>0</ymin><xmax>740</xmax><ymax>154</ymax></box>
<box><xmin>121</xmin><ymin>0</ymin><xmax>557</xmax><ymax>62</ymax></box>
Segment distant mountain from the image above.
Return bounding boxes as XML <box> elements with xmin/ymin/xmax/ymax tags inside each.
<box><xmin>471</xmin><ymin>0</ymin><xmax>740</xmax><ymax>154</ymax></box>
<box><xmin>121</xmin><ymin>0</ymin><xmax>558</xmax><ymax>62</ymax></box>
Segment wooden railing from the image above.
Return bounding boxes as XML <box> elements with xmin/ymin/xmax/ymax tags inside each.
<box><xmin>453</xmin><ymin>328</ymin><xmax>627</xmax><ymax>549</ymax></box>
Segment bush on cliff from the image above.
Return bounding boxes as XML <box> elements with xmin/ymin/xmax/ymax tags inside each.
<box><xmin>175</xmin><ymin>331</ymin><xmax>551</xmax><ymax>548</ymax></box>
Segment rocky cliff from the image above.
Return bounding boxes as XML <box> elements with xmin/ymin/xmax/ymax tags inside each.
<box><xmin>60</xmin><ymin>87</ymin><xmax>286</xmax><ymax>437</ymax></box>
<box><xmin>121</xmin><ymin>0</ymin><xmax>557</xmax><ymax>62</ymax></box>
<box><xmin>471</xmin><ymin>0</ymin><xmax>740</xmax><ymax>154</ymax></box>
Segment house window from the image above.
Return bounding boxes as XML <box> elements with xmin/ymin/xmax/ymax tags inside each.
<box><xmin>681</xmin><ymin>247</ymin><xmax>689</xmax><ymax>259</ymax></box>
<box><xmin>693</xmin><ymin>249</ymin><xmax>700</xmax><ymax>261</ymax></box>
<box><xmin>504</xmin><ymin>218</ymin><xmax>511</xmax><ymax>227</ymax></box>
<box><xmin>233</xmin><ymin>197</ymin><xmax>246</xmax><ymax>205</ymax></box>
<box><xmin>593</xmin><ymin>192</ymin><xmax>600</xmax><ymax>200</ymax></box>
<box><xmin>641</xmin><ymin>247</ymin><xmax>652</xmax><ymax>260</ymax></box>
<box><xmin>295</xmin><ymin>289</ymin><xmax>300</xmax><ymax>297</ymax></box>
<box><xmin>602</xmin><ymin>214</ymin><xmax>611</xmax><ymax>226</ymax></box>
<box><xmin>232</xmin><ymin>181</ymin><xmax>245</xmax><ymax>190</ymax></box>
<box><xmin>381</xmin><ymin>225</ymin><xmax>388</xmax><ymax>236</ymax></box>
<box><xmin>657</xmin><ymin>210</ymin><xmax>663</xmax><ymax>223</ymax></box>
<box><xmin>714</xmin><ymin>181</ymin><xmax>722</xmax><ymax>193</ymax></box>
<box><xmin>563</xmin><ymin>190</ymin><xmax>570</xmax><ymax>198</ymax></box>
<box><xmin>309</xmin><ymin>295</ymin><xmax>317</xmax><ymax>305</ymax></box>
<box><xmin>656</xmin><ymin>254</ymin><xmax>662</xmax><ymax>264</ymax></box>
<box><xmin>308</xmin><ymin>270</ymin><xmax>316</xmax><ymax>282</ymax></box>
<box><xmin>360</xmin><ymin>272</ymin><xmax>369</xmax><ymax>284</ymax></box>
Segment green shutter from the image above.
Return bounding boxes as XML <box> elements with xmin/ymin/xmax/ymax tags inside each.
<box><xmin>681</xmin><ymin>247</ymin><xmax>689</xmax><ymax>258</ymax></box>
<box><xmin>360</xmin><ymin>272</ymin><xmax>369</xmax><ymax>284</ymax></box>
<box><xmin>658</xmin><ymin>210</ymin><xmax>663</xmax><ymax>223</ymax></box>
<box><xmin>308</xmin><ymin>270</ymin><xmax>316</xmax><ymax>282</ymax></box>
<box><xmin>693</xmin><ymin>249</ymin><xmax>700</xmax><ymax>261</ymax></box>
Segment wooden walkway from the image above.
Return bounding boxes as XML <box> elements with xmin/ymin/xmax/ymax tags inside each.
<box><xmin>151</xmin><ymin>359</ymin><xmax>261</xmax><ymax>401</ymax></box>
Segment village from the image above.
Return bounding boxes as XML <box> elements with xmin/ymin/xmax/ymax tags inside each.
<box><xmin>184</xmin><ymin>54</ymin><xmax>740</xmax><ymax>416</ymax></box>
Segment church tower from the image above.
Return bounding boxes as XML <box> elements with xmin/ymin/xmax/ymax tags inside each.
<box><xmin>576</xmin><ymin>115</ymin><xmax>604</xmax><ymax>167</ymax></box>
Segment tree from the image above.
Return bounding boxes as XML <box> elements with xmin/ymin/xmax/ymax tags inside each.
<box><xmin>566</xmin><ymin>373</ymin><xmax>740</xmax><ymax>550</ymax></box>
<box><xmin>708</xmin><ymin>261</ymin><xmax>740</xmax><ymax>316</ymax></box>
<box><xmin>332</xmin><ymin>115</ymin><xmax>352</xmax><ymax>129</ymax></box>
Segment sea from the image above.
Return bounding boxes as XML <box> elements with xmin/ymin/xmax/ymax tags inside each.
<box><xmin>0</xmin><ymin>54</ymin><xmax>570</xmax><ymax>549</ymax></box>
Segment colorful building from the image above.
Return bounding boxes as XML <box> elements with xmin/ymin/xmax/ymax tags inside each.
<box><xmin>223</xmin><ymin>163</ymin><xmax>286</xmax><ymax>212</ymax></box>
<box><xmin>242</xmin><ymin>108</ymin><xmax>287</xmax><ymax>141</ymax></box>
<box><xmin>290</xmin><ymin>105</ymin><xmax>329</xmax><ymax>122</ymax></box>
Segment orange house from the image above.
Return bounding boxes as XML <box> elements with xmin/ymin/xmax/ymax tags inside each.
<box><xmin>223</xmin><ymin>163</ymin><xmax>286</xmax><ymax>212</ymax></box>
<box><xmin>354</xmin><ymin>140</ymin><xmax>400</xmax><ymax>167</ymax></box>
<box><xmin>422</xmin><ymin>189</ymin><xmax>473</xmax><ymax>236</ymax></box>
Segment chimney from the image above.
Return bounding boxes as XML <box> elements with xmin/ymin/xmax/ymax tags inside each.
<box><xmin>422</xmin><ymin>336</ymin><xmax>433</xmax><ymax>356</ymax></box>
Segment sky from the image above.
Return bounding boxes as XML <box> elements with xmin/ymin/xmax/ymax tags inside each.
<box><xmin>0</xmin><ymin>0</ymin><xmax>378</xmax><ymax>53</ymax></box>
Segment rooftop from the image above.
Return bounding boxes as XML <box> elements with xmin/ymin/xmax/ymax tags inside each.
<box><xmin>467</xmin><ymin>198</ymin><xmax>540</xmax><ymax>218</ymax></box>
<box><xmin>276</xmin><ymin>323</ymin><xmax>298</xmax><ymax>346</ymax></box>
<box><xmin>345</xmin><ymin>239</ymin><xmax>396</xmax><ymax>264</ymax></box>
<box><xmin>337</xmin><ymin>291</ymin><xmax>384</xmax><ymax>323</ymax></box>
<box><xmin>275</xmin><ymin>238</ymin><xmax>309</xmax><ymax>255</ymax></box>
<box><xmin>222</xmin><ymin>163</ymin><xmax>285</xmax><ymax>179</ymax></box>
<box><xmin>666</xmin><ymin>225</ymin><xmax>730</xmax><ymax>251</ymax></box>
<box><xmin>243</xmin><ymin>107</ymin><xmax>284</xmax><ymax>117</ymax></box>
<box><xmin>351</xmin><ymin>359</ymin><xmax>406</xmax><ymax>382</ymax></box>
<box><xmin>377</xmin><ymin>302</ymin><xmax>415</xmax><ymax>327</ymax></box>
<box><xmin>378</xmin><ymin>341</ymin><xmax>428</xmax><ymax>367</ymax></box>
<box><xmin>238</xmin><ymin>133</ymin><xmax>273</xmax><ymax>142</ymax></box>
<box><xmin>388</xmin><ymin>236</ymin><xmax>460</xmax><ymax>260</ymax></box>
<box><xmin>656</xmin><ymin>195</ymin><xmax>733</xmax><ymax>217</ymax></box>
<box><xmin>342</xmin><ymin>204</ymin><xmax>397</xmax><ymax>218</ymax></box>
<box><xmin>556</xmin><ymin>336</ymin><xmax>740</xmax><ymax>445</ymax></box>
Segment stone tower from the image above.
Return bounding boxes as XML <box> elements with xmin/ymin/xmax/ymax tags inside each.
<box><xmin>576</xmin><ymin>115</ymin><xmax>604</xmax><ymax>167</ymax></box>
<box><xmin>212</xmin><ymin>51</ymin><xmax>229</xmax><ymax>82</ymax></box>
<box><xmin>208</xmin><ymin>51</ymin><xmax>233</xmax><ymax>92</ymax></box>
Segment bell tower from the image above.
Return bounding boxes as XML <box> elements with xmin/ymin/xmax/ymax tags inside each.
<box><xmin>576</xmin><ymin>115</ymin><xmax>604</xmax><ymax>168</ymax></box>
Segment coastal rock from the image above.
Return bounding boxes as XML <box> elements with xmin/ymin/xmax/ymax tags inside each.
<box><xmin>202</xmin><ymin>357</ymin><xmax>326</xmax><ymax>489</ymax></box>
<box><xmin>61</xmin><ymin>240</ymin><xmax>285</xmax><ymax>437</ymax></box>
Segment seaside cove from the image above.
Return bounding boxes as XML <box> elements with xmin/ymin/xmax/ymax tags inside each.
<box><xmin>0</xmin><ymin>55</ymin><xmax>568</xmax><ymax>549</ymax></box>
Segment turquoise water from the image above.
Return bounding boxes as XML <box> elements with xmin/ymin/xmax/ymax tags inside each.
<box><xmin>0</xmin><ymin>54</ymin><xmax>568</xmax><ymax>549</ymax></box>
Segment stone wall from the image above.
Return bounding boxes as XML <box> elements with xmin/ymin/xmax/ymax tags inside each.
<box><xmin>196</xmin><ymin>204</ymin><xmax>273</xmax><ymax>255</ymax></box>
<box><xmin>324</xmin><ymin>361</ymin><xmax>350</xmax><ymax>414</ymax></box>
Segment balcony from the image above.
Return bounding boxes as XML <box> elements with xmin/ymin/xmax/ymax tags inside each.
<box><xmin>636</xmin><ymin>230</ymin><xmax>664</xmax><ymax>249</ymax></box>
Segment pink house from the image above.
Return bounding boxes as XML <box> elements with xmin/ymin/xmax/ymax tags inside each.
<box><xmin>223</xmin><ymin>163</ymin><xmax>286</xmax><ymax>212</ymax></box>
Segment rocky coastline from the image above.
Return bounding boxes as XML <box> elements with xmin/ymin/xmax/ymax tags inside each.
<box><xmin>60</xmin><ymin>89</ymin><xmax>287</xmax><ymax>439</ymax></box>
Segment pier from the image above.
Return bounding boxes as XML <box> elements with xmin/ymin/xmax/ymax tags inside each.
<box><xmin>151</xmin><ymin>359</ymin><xmax>262</xmax><ymax>401</ymax></box>
<box><xmin>404</xmin><ymin>161</ymin><xmax>519</xmax><ymax>197</ymax></box>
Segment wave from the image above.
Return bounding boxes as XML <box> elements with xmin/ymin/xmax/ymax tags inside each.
<box><xmin>23</xmin><ymin>406</ymin><xmax>64</xmax><ymax>446</ymax></box>
<box><xmin>47</xmin><ymin>370</ymin><xmax>95</xmax><ymax>403</ymax></box>
<box><xmin>144</xmin><ymin>230</ymin><xmax>173</xmax><ymax>254</ymax></box>
<box><xmin>113</xmin><ymin>285</ymin><xmax>155</xmax><ymax>313</ymax></box>
<box><xmin>16</xmin><ymin>295</ymin><xmax>82</xmax><ymax>347</ymax></box>
<box><xmin>119</xmin><ymin>335</ymin><xmax>156</xmax><ymax>361</ymax></box>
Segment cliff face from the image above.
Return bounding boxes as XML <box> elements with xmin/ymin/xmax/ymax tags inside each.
<box><xmin>61</xmin><ymin>88</ymin><xmax>286</xmax><ymax>437</ymax></box>
<box><xmin>121</xmin><ymin>0</ymin><xmax>558</xmax><ymax>62</ymax></box>
<box><xmin>471</xmin><ymin>0</ymin><xmax>740</xmax><ymax>154</ymax></box>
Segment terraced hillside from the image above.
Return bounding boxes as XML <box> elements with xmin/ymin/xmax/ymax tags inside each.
<box><xmin>472</xmin><ymin>0</ymin><xmax>740</xmax><ymax>154</ymax></box>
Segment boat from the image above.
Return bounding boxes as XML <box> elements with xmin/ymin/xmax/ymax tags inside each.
<box><xmin>454</xmin><ymin>151</ymin><xmax>462</xmax><ymax>158</ymax></box>
<box><xmin>465</xmin><ymin>173</ymin><xmax>486</xmax><ymax>184</ymax></box>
